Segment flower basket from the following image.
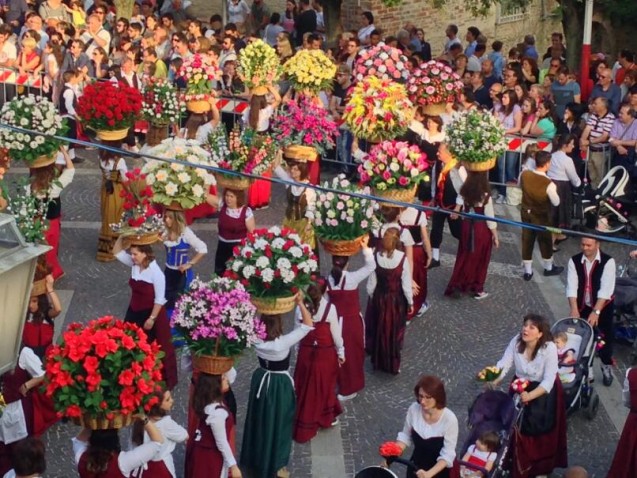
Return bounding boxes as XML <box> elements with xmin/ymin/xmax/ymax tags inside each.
<box><xmin>165</xmin><ymin>202</ymin><xmax>184</xmax><ymax>212</ymax></box>
<box><xmin>272</xmin><ymin>97</ymin><xmax>338</xmax><ymax>157</ymax></box>
<box><xmin>320</xmin><ymin>236</ymin><xmax>366</xmax><ymax>257</ymax></box>
<box><xmin>178</xmin><ymin>54</ymin><xmax>221</xmax><ymax>102</ymax></box>
<box><xmin>422</xmin><ymin>103</ymin><xmax>447</xmax><ymax>116</ymax></box>
<box><xmin>464</xmin><ymin>158</ymin><xmax>497</xmax><ymax>172</ymax></box>
<box><xmin>373</xmin><ymin>185</ymin><xmax>417</xmax><ymax>206</ymax></box>
<box><xmin>146</xmin><ymin>124</ymin><xmax>169</xmax><ymax>147</ymax></box>
<box><xmin>142</xmin><ymin>138</ymin><xmax>217</xmax><ymax>210</ymax></box>
<box><xmin>5</xmin><ymin>178</ymin><xmax>49</xmax><ymax>243</ymax></box>
<box><xmin>192</xmin><ymin>354</ymin><xmax>235</xmax><ymax>375</ymax></box>
<box><xmin>215</xmin><ymin>174</ymin><xmax>253</xmax><ymax>191</ymax></box>
<box><xmin>237</xmin><ymin>39</ymin><xmax>282</xmax><ymax>91</ymax></box>
<box><xmin>215</xmin><ymin>127</ymin><xmax>277</xmax><ymax>182</ymax></box>
<box><xmin>111</xmin><ymin>169</ymin><xmax>164</xmax><ymax>238</ymax></box>
<box><xmin>354</xmin><ymin>45</ymin><xmax>410</xmax><ymax>83</ymax></box>
<box><xmin>126</xmin><ymin>231</ymin><xmax>160</xmax><ymax>246</ymax></box>
<box><xmin>31</xmin><ymin>278</ymin><xmax>47</xmax><ymax>297</ymax></box>
<box><xmin>283</xmin><ymin>49</ymin><xmax>337</xmax><ymax>95</ymax></box>
<box><xmin>96</xmin><ymin>128</ymin><xmax>129</xmax><ymax>141</ymax></box>
<box><xmin>31</xmin><ymin>154</ymin><xmax>56</xmax><ymax>169</ymax></box>
<box><xmin>446</xmin><ymin>110</ymin><xmax>507</xmax><ymax>167</ymax></box>
<box><xmin>343</xmin><ymin>77</ymin><xmax>413</xmax><ymax>142</ymax></box>
<box><xmin>0</xmin><ymin>95</ymin><xmax>67</xmax><ymax>165</ymax></box>
<box><xmin>250</xmin><ymin>295</ymin><xmax>297</xmax><ymax>315</ymax></box>
<box><xmin>142</xmin><ymin>79</ymin><xmax>184</xmax><ymax>127</ymax></box>
<box><xmin>407</xmin><ymin>61</ymin><xmax>463</xmax><ymax>110</ymax></box>
<box><xmin>72</xmin><ymin>412</ymin><xmax>134</xmax><ymax>430</ymax></box>
<box><xmin>186</xmin><ymin>100</ymin><xmax>211</xmax><ymax>114</ymax></box>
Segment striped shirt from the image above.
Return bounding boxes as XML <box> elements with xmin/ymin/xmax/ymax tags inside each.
<box><xmin>586</xmin><ymin>112</ymin><xmax>615</xmax><ymax>150</ymax></box>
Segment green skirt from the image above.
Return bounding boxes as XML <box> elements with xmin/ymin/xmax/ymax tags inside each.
<box><xmin>240</xmin><ymin>367</ymin><xmax>296</xmax><ymax>477</ymax></box>
<box><xmin>282</xmin><ymin>217</ymin><xmax>316</xmax><ymax>249</ymax></box>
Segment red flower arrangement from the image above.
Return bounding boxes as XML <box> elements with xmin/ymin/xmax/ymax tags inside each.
<box><xmin>510</xmin><ymin>378</ymin><xmax>530</xmax><ymax>394</ymax></box>
<box><xmin>43</xmin><ymin>316</ymin><xmax>164</xmax><ymax>419</ymax></box>
<box><xmin>111</xmin><ymin>168</ymin><xmax>164</xmax><ymax>235</ymax></box>
<box><xmin>407</xmin><ymin>60</ymin><xmax>464</xmax><ymax>107</ymax></box>
<box><xmin>76</xmin><ymin>81</ymin><xmax>143</xmax><ymax>132</ymax></box>
<box><xmin>379</xmin><ymin>441</ymin><xmax>403</xmax><ymax>458</ymax></box>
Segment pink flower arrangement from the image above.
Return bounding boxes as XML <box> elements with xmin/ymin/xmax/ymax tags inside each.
<box><xmin>407</xmin><ymin>60</ymin><xmax>464</xmax><ymax>106</ymax></box>
<box><xmin>177</xmin><ymin>53</ymin><xmax>222</xmax><ymax>101</ymax></box>
<box><xmin>354</xmin><ymin>44</ymin><xmax>410</xmax><ymax>83</ymax></box>
<box><xmin>218</xmin><ymin>127</ymin><xmax>277</xmax><ymax>177</ymax></box>
<box><xmin>511</xmin><ymin>378</ymin><xmax>530</xmax><ymax>394</ymax></box>
<box><xmin>271</xmin><ymin>97</ymin><xmax>339</xmax><ymax>155</ymax></box>
<box><xmin>358</xmin><ymin>140</ymin><xmax>429</xmax><ymax>191</ymax></box>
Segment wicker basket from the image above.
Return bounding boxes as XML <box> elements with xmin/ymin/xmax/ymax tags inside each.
<box><xmin>422</xmin><ymin>102</ymin><xmax>447</xmax><ymax>116</ymax></box>
<box><xmin>165</xmin><ymin>201</ymin><xmax>184</xmax><ymax>211</ymax></box>
<box><xmin>320</xmin><ymin>235</ymin><xmax>365</xmax><ymax>256</ymax></box>
<box><xmin>126</xmin><ymin>232</ymin><xmax>160</xmax><ymax>246</ymax></box>
<box><xmin>251</xmin><ymin>295</ymin><xmax>297</xmax><ymax>315</ymax></box>
<box><xmin>463</xmin><ymin>158</ymin><xmax>497</xmax><ymax>172</ymax></box>
<box><xmin>72</xmin><ymin>412</ymin><xmax>134</xmax><ymax>430</ymax></box>
<box><xmin>283</xmin><ymin>145</ymin><xmax>318</xmax><ymax>162</ymax></box>
<box><xmin>372</xmin><ymin>185</ymin><xmax>417</xmax><ymax>207</ymax></box>
<box><xmin>30</xmin><ymin>278</ymin><xmax>47</xmax><ymax>297</ymax></box>
<box><xmin>215</xmin><ymin>174</ymin><xmax>253</xmax><ymax>191</ymax></box>
<box><xmin>251</xmin><ymin>86</ymin><xmax>269</xmax><ymax>96</ymax></box>
<box><xmin>187</xmin><ymin>100</ymin><xmax>212</xmax><ymax>114</ymax></box>
<box><xmin>30</xmin><ymin>154</ymin><xmax>56</xmax><ymax>169</ymax></box>
<box><xmin>96</xmin><ymin>128</ymin><xmax>129</xmax><ymax>141</ymax></box>
<box><xmin>192</xmin><ymin>354</ymin><xmax>235</xmax><ymax>375</ymax></box>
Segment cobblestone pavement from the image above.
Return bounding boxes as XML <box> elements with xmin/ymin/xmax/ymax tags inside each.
<box><xmin>6</xmin><ymin>154</ymin><xmax>632</xmax><ymax>478</ymax></box>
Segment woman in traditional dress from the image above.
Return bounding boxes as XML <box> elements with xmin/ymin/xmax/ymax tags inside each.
<box><xmin>73</xmin><ymin>421</ymin><xmax>163</xmax><ymax>478</ymax></box>
<box><xmin>96</xmin><ymin>145</ymin><xmax>127</xmax><ymax>262</ymax></box>
<box><xmin>293</xmin><ymin>280</ymin><xmax>344</xmax><ymax>443</ymax></box>
<box><xmin>185</xmin><ymin>373</ymin><xmax>241</xmax><ymax>478</ymax></box>
<box><xmin>113</xmin><ymin>236</ymin><xmax>178</xmax><ymax>390</ymax></box>
<box><xmin>493</xmin><ymin>314</ymin><xmax>567</xmax><ymax>478</ymax></box>
<box><xmin>444</xmin><ymin>171</ymin><xmax>499</xmax><ymax>300</ymax></box>
<box><xmin>399</xmin><ymin>206</ymin><xmax>432</xmax><ymax>319</ymax></box>
<box><xmin>327</xmin><ymin>236</ymin><xmax>375</xmax><ymax>401</ymax></box>
<box><xmin>22</xmin><ymin>274</ymin><xmax>61</xmax><ymax>360</ymax></box>
<box><xmin>205</xmin><ymin>188</ymin><xmax>255</xmax><ymax>275</ymax></box>
<box><xmin>28</xmin><ymin>147</ymin><xmax>75</xmax><ymax>280</ymax></box>
<box><xmin>131</xmin><ymin>389</ymin><xmax>188</xmax><ymax>478</ymax></box>
<box><xmin>240</xmin><ymin>294</ymin><xmax>314</xmax><ymax>478</ymax></box>
<box><xmin>607</xmin><ymin>366</ymin><xmax>637</xmax><ymax>477</ymax></box>
<box><xmin>244</xmin><ymin>85</ymin><xmax>281</xmax><ymax>210</ymax></box>
<box><xmin>393</xmin><ymin>375</ymin><xmax>459</xmax><ymax>478</ymax></box>
<box><xmin>416</xmin><ymin>112</ymin><xmax>445</xmax><ymax>204</ymax></box>
<box><xmin>161</xmin><ymin>209</ymin><xmax>207</xmax><ymax>312</ymax></box>
<box><xmin>365</xmin><ymin>227</ymin><xmax>413</xmax><ymax>374</ymax></box>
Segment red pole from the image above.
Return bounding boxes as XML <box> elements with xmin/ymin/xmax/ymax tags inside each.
<box><xmin>579</xmin><ymin>0</ymin><xmax>594</xmax><ymax>101</ymax></box>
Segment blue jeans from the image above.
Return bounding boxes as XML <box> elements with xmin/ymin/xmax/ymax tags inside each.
<box><xmin>496</xmin><ymin>151</ymin><xmax>520</xmax><ymax>194</ymax></box>
<box><xmin>336</xmin><ymin>129</ymin><xmax>354</xmax><ymax>173</ymax></box>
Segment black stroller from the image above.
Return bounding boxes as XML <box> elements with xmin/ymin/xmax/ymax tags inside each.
<box><xmin>354</xmin><ymin>457</ymin><xmax>417</xmax><ymax>478</ymax></box>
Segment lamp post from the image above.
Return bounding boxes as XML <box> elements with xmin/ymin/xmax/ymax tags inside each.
<box><xmin>580</xmin><ymin>0</ymin><xmax>594</xmax><ymax>101</ymax></box>
<box><xmin>0</xmin><ymin>213</ymin><xmax>49</xmax><ymax>375</ymax></box>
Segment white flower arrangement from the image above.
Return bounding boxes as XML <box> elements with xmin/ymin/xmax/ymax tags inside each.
<box><xmin>446</xmin><ymin>109</ymin><xmax>508</xmax><ymax>164</ymax></box>
<box><xmin>141</xmin><ymin>79</ymin><xmax>185</xmax><ymax>126</ymax></box>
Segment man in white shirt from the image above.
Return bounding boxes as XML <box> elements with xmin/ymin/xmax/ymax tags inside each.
<box><xmin>219</xmin><ymin>35</ymin><xmax>237</xmax><ymax>68</ymax></box>
<box><xmin>567</xmin><ymin>237</ymin><xmax>616</xmax><ymax>386</ymax></box>
<box><xmin>81</xmin><ymin>13</ymin><xmax>111</xmax><ymax>56</ymax></box>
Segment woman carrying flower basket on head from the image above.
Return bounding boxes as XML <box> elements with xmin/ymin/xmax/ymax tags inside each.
<box><xmin>113</xmin><ymin>236</ymin><xmax>178</xmax><ymax>390</ymax></box>
<box><xmin>293</xmin><ymin>279</ymin><xmax>344</xmax><ymax>443</ymax></box>
<box><xmin>365</xmin><ymin>227</ymin><xmax>414</xmax><ymax>375</ymax></box>
<box><xmin>240</xmin><ymin>293</ymin><xmax>314</xmax><ymax>478</ymax></box>
<box><xmin>22</xmin><ymin>274</ymin><xmax>62</xmax><ymax>360</ymax></box>
<box><xmin>97</xmin><ymin>144</ymin><xmax>128</xmax><ymax>262</ymax></box>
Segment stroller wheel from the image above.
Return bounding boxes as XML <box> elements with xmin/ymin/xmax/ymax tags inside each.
<box><xmin>583</xmin><ymin>390</ymin><xmax>600</xmax><ymax>420</ymax></box>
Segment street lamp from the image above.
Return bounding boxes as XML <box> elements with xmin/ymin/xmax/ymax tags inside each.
<box><xmin>0</xmin><ymin>213</ymin><xmax>49</xmax><ymax>375</ymax></box>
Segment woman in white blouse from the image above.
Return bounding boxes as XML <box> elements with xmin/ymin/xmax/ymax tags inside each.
<box><xmin>548</xmin><ymin>134</ymin><xmax>581</xmax><ymax>246</ymax></box>
<box><xmin>393</xmin><ymin>375</ymin><xmax>458</xmax><ymax>478</ymax></box>
<box><xmin>494</xmin><ymin>314</ymin><xmax>568</xmax><ymax>477</ymax></box>
<box><xmin>293</xmin><ymin>279</ymin><xmax>344</xmax><ymax>443</ymax></box>
<box><xmin>240</xmin><ymin>293</ymin><xmax>313</xmax><ymax>477</ymax></box>
<box><xmin>365</xmin><ymin>227</ymin><xmax>413</xmax><ymax>374</ymax></box>
<box><xmin>113</xmin><ymin>236</ymin><xmax>178</xmax><ymax>390</ymax></box>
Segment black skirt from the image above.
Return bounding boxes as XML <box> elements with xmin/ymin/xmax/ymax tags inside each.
<box><xmin>552</xmin><ymin>180</ymin><xmax>573</xmax><ymax>229</ymax></box>
<box><xmin>214</xmin><ymin>239</ymin><xmax>236</xmax><ymax>276</ymax></box>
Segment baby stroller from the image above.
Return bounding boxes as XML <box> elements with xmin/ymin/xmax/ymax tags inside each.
<box><xmin>550</xmin><ymin>317</ymin><xmax>599</xmax><ymax>419</ymax></box>
<box><xmin>573</xmin><ymin>165</ymin><xmax>635</xmax><ymax>235</ymax></box>
<box><xmin>354</xmin><ymin>457</ymin><xmax>416</xmax><ymax>478</ymax></box>
<box><xmin>614</xmin><ymin>261</ymin><xmax>637</xmax><ymax>363</ymax></box>
<box><xmin>457</xmin><ymin>390</ymin><xmax>520</xmax><ymax>478</ymax></box>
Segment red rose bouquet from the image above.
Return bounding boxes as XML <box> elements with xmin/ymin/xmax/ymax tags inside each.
<box><xmin>43</xmin><ymin>316</ymin><xmax>164</xmax><ymax>421</ymax></box>
<box><xmin>511</xmin><ymin>378</ymin><xmax>530</xmax><ymax>394</ymax></box>
<box><xmin>354</xmin><ymin>44</ymin><xmax>410</xmax><ymax>83</ymax></box>
<box><xmin>77</xmin><ymin>81</ymin><xmax>143</xmax><ymax>132</ymax></box>
<box><xmin>407</xmin><ymin>60</ymin><xmax>464</xmax><ymax>107</ymax></box>
<box><xmin>379</xmin><ymin>441</ymin><xmax>403</xmax><ymax>458</ymax></box>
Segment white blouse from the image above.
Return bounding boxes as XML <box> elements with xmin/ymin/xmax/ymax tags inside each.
<box><xmin>255</xmin><ymin>324</ymin><xmax>313</xmax><ymax>361</ymax></box>
<box><xmin>242</xmin><ymin>105</ymin><xmax>274</xmax><ymax>132</ymax></box>
<box><xmin>496</xmin><ymin>335</ymin><xmax>559</xmax><ymax>393</ymax></box>
<box><xmin>100</xmin><ymin>157</ymin><xmax>127</xmax><ymax>176</ymax></box>
<box><xmin>399</xmin><ymin>207</ymin><xmax>428</xmax><ymax>244</ymax></box>
<box><xmin>274</xmin><ymin>166</ymin><xmax>316</xmax><ymax>219</ymax></box>
<box><xmin>327</xmin><ymin>247</ymin><xmax>376</xmax><ymax>290</ymax></box>
<box><xmin>140</xmin><ymin>416</ymin><xmax>188</xmax><ymax>478</ymax></box>
<box><xmin>162</xmin><ymin>227</ymin><xmax>208</xmax><ymax>255</ymax></box>
<box><xmin>366</xmin><ymin>250</ymin><xmax>414</xmax><ymax>306</ymax></box>
<box><xmin>73</xmin><ymin>438</ymin><xmax>161</xmax><ymax>477</ymax></box>
<box><xmin>294</xmin><ymin>297</ymin><xmax>345</xmax><ymax>359</ymax></box>
<box><xmin>195</xmin><ymin>121</ymin><xmax>221</xmax><ymax>144</ymax></box>
<box><xmin>202</xmin><ymin>402</ymin><xmax>237</xmax><ymax>477</ymax></box>
<box><xmin>115</xmin><ymin>252</ymin><xmax>167</xmax><ymax>306</ymax></box>
<box><xmin>548</xmin><ymin>151</ymin><xmax>582</xmax><ymax>187</ymax></box>
<box><xmin>397</xmin><ymin>403</ymin><xmax>458</xmax><ymax>467</ymax></box>
<box><xmin>26</xmin><ymin>167</ymin><xmax>75</xmax><ymax>200</ymax></box>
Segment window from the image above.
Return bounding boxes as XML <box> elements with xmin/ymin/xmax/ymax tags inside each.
<box><xmin>497</xmin><ymin>0</ymin><xmax>527</xmax><ymax>24</ymax></box>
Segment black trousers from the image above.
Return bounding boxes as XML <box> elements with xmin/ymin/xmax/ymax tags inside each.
<box><xmin>430</xmin><ymin>210</ymin><xmax>461</xmax><ymax>248</ymax></box>
<box><xmin>581</xmin><ymin>304</ymin><xmax>614</xmax><ymax>365</ymax></box>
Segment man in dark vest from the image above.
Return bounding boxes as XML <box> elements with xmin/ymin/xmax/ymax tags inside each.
<box><xmin>567</xmin><ymin>237</ymin><xmax>616</xmax><ymax>385</ymax></box>
<box><xmin>519</xmin><ymin>151</ymin><xmax>563</xmax><ymax>280</ymax></box>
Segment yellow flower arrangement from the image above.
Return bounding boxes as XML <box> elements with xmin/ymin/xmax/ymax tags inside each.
<box><xmin>237</xmin><ymin>39</ymin><xmax>282</xmax><ymax>91</ymax></box>
<box><xmin>283</xmin><ymin>49</ymin><xmax>337</xmax><ymax>95</ymax></box>
<box><xmin>343</xmin><ymin>76</ymin><xmax>413</xmax><ymax>142</ymax></box>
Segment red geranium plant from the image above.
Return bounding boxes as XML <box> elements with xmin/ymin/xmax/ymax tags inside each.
<box><xmin>76</xmin><ymin>81</ymin><xmax>143</xmax><ymax>131</ymax></box>
<box><xmin>43</xmin><ymin>316</ymin><xmax>164</xmax><ymax>419</ymax></box>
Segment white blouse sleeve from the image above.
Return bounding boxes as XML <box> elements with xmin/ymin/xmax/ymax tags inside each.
<box><xmin>304</xmin><ymin>187</ymin><xmax>316</xmax><ymax>220</ymax></box>
<box><xmin>225</xmin><ymin>367</ymin><xmax>237</xmax><ymax>385</ymax></box>
<box><xmin>118</xmin><ymin>442</ymin><xmax>162</xmax><ymax>476</ymax></box>
<box><xmin>539</xmin><ymin>342</ymin><xmax>558</xmax><ymax>393</ymax></box>
<box><xmin>183</xmin><ymin>227</ymin><xmax>208</xmax><ymax>254</ymax></box>
<box><xmin>18</xmin><ymin>347</ymin><xmax>44</xmax><ymax>378</ymax></box>
<box><xmin>116</xmin><ymin>158</ymin><xmax>128</xmax><ymax>176</ymax></box>
<box><xmin>366</xmin><ymin>269</ymin><xmax>377</xmax><ymax>297</ymax></box>
<box><xmin>257</xmin><ymin>324</ymin><xmax>313</xmax><ymax>353</ymax></box>
<box><xmin>401</xmin><ymin>256</ymin><xmax>413</xmax><ymax>306</ymax></box>
<box><xmin>49</xmin><ymin>167</ymin><xmax>75</xmax><ymax>198</ymax></box>
<box><xmin>159</xmin><ymin>416</ymin><xmax>188</xmax><ymax>443</ymax></box>
<box><xmin>207</xmin><ymin>407</ymin><xmax>237</xmax><ymax>468</ymax></box>
<box><xmin>439</xmin><ymin>410</ymin><xmax>459</xmax><ymax>467</ymax></box>
<box><xmin>326</xmin><ymin>303</ymin><xmax>345</xmax><ymax>359</ymax></box>
<box><xmin>483</xmin><ymin>197</ymin><xmax>497</xmax><ymax>230</ymax></box>
<box><xmin>623</xmin><ymin>369</ymin><xmax>631</xmax><ymax>408</ymax></box>
<box><xmin>496</xmin><ymin>336</ymin><xmax>518</xmax><ymax>378</ymax></box>
<box><xmin>397</xmin><ymin>403</ymin><xmax>416</xmax><ymax>447</ymax></box>
<box><xmin>150</xmin><ymin>262</ymin><xmax>167</xmax><ymax>306</ymax></box>
<box><xmin>115</xmin><ymin>250</ymin><xmax>134</xmax><ymax>267</ymax></box>
<box><xmin>274</xmin><ymin>165</ymin><xmax>291</xmax><ymax>181</ymax></box>
<box><xmin>344</xmin><ymin>248</ymin><xmax>376</xmax><ymax>288</ymax></box>
<box><xmin>72</xmin><ymin>438</ymin><xmax>88</xmax><ymax>465</ymax></box>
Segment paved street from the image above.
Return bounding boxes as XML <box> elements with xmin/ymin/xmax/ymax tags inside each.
<box><xmin>7</xmin><ymin>155</ymin><xmax>634</xmax><ymax>478</ymax></box>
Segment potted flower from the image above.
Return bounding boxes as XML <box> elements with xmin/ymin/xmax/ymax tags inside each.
<box><xmin>111</xmin><ymin>168</ymin><xmax>164</xmax><ymax>245</ymax></box>
<box><xmin>358</xmin><ymin>140</ymin><xmax>429</xmax><ymax>205</ymax></box>
<box><xmin>407</xmin><ymin>60</ymin><xmax>464</xmax><ymax>115</ymax></box>
<box><xmin>237</xmin><ymin>39</ymin><xmax>282</xmax><ymax>94</ymax></box>
<box><xmin>225</xmin><ymin>226</ymin><xmax>318</xmax><ymax>314</ymax></box>
<box><xmin>171</xmin><ymin>276</ymin><xmax>266</xmax><ymax>374</ymax></box>
<box><xmin>271</xmin><ymin>97</ymin><xmax>339</xmax><ymax>163</ymax></box>
<box><xmin>283</xmin><ymin>49</ymin><xmax>337</xmax><ymax>96</ymax></box>
<box><xmin>309</xmin><ymin>174</ymin><xmax>376</xmax><ymax>256</ymax></box>
<box><xmin>177</xmin><ymin>53</ymin><xmax>221</xmax><ymax>113</ymax></box>
<box><xmin>215</xmin><ymin>127</ymin><xmax>278</xmax><ymax>190</ymax></box>
<box><xmin>0</xmin><ymin>95</ymin><xmax>67</xmax><ymax>168</ymax></box>
<box><xmin>77</xmin><ymin>81</ymin><xmax>143</xmax><ymax>141</ymax></box>
<box><xmin>446</xmin><ymin>109</ymin><xmax>507</xmax><ymax>171</ymax></box>
<box><xmin>142</xmin><ymin>138</ymin><xmax>216</xmax><ymax>210</ymax></box>
<box><xmin>354</xmin><ymin>44</ymin><xmax>410</xmax><ymax>83</ymax></box>
<box><xmin>5</xmin><ymin>178</ymin><xmax>49</xmax><ymax>243</ymax></box>
<box><xmin>141</xmin><ymin>79</ymin><xmax>185</xmax><ymax>146</ymax></box>
<box><xmin>343</xmin><ymin>76</ymin><xmax>413</xmax><ymax>143</ymax></box>
<box><xmin>43</xmin><ymin>316</ymin><xmax>164</xmax><ymax>429</ymax></box>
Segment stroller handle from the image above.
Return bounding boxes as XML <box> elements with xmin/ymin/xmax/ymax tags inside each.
<box><xmin>386</xmin><ymin>456</ymin><xmax>417</xmax><ymax>470</ymax></box>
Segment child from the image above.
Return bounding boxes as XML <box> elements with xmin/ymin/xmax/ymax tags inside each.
<box><xmin>521</xmin><ymin>142</ymin><xmax>539</xmax><ymax>173</ymax></box>
<box><xmin>460</xmin><ymin>431</ymin><xmax>499</xmax><ymax>477</ymax></box>
<box><xmin>554</xmin><ymin>331</ymin><xmax>576</xmax><ymax>383</ymax></box>
<box><xmin>23</xmin><ymin>274</ymin><xmax>62</xmax><ymax>360</ymax></box>
<box><xmin>507</xmin><ymin>143</ymin><xmax>539</xmax><ymax>207</ymax></box>
<box><xmin>65</xmin><ymin>0</ymin><xmax>86</xmax><ymax>29</ymax></box>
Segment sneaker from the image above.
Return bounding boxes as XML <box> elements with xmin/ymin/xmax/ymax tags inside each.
<box><xmin>417</xmin><ymin>302</ymin><xmax>430</xmax><ymax>316</ymax></box>
<box><xmin>474</xmin><ymin>292</ymin><xmax>489</xmax><ymax>300</ymax></box>
<box><xmin>523</xmin><ymin>272</ymin><xmax>534</xmax><ymax>281</ymax></box>
<box><xmin>602</xmin><ymin>365</ymin><xmax>614</xmax><ymax>386</ymax></box>
<box><xmin>337</xmin><ymin>392</ymin><xmax>358</xmax><ymax>401</ymax></box>
<box><xmin>429</xmin><ymin>259</ymin><xmax>441</xmax><ymax>268</ymax></box>
<box><xmin>543</xmin><ymin>266</ymin><xmax>564</xmax><ymax>277</ymax></box>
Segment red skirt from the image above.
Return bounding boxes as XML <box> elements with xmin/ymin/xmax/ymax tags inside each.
<box><xmin>45</xmin><ymin>216</ymin><xmax>64</xmax><ymax>279</ymax></box>
<box><xmin>445</xmin><ymin>218</ymin><xmax>492</xmax><ymax>295</ymax></box>
<box><xmin>32</xmin><ymin>389</ymin><xmax>59</xmax><ymax>436</ymax></box>
<box><xmin>337</xmin><ymin>312</ymin><xmax>366</xmax><ymax>396</ymax></box>
<box><xmin>154</xmin><ymin>311</ymin><xmax>178</xmax><ymax>390</ymax></box>
<box><xmin>607</xmin><ymin>411</ymin><xmax>637</xmax><ymax>478</ymax></box>
<box><xmin>308</xmin><ymin>157</ymin><xmax>321</xmax><ymax>185</ymax></box>
<box><xmin>408</xmin><ymin>247</ymin><xmax>428</xmax><ymax>320</ymax></box>
<box><xmin>185</xmin><ymin>185</ymin><xmax>217</xmax><ymax>225</ymax></box>
<box><xmin>248</xmin><ymin>171</ymin><xmax>272</xmax><ymax>209</ymax></box>
<box><xmin>136</xmin><ymin>459</ymin><xmax>172</xmax><ymax>478</ymax></box>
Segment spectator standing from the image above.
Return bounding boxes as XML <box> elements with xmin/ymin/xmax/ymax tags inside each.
<box><xmin>81</xmin><ymin>13</ymin><xmax>111</xmax><ymax>56</ymax></box>
<box><xmin>481</xmin><ymin>58</ymin><xmax>499</xmax><ymax>87</ymax></box>
<box><xmin>5</xmin><ymin>0</ymin><xmax>29</xmax><ymax>34</ymax></box>
<box><xmin>580</xmin><ymin>97</ymin><xmax>615</xmax><ymax>188</ymax></box>
<box><xmin>281</xmin><ymin>0</ymin><xmax>297</xmax><ymax>35</ymax></box>
<box><xmin>464</xmin><ymin>26</ymin><xmax>480</xmax><ymax>57</ymax></box>
<box><xmin>551</xmin><ymin>66</ymin><xmax>581</xmax><ymax>118</ymax></box>
<box><xmin>294</xmin><ymin>0</ymin><xmax>316</xmax><ymax>47</ymax></box>
<box><xmin>609</xmin><ymin>104</ymin><xmax>637</xmax><ymax>175</ymax></box>
<box><xmin>227</xmin><ymin>0</ymin><xmax>250</xmax><ymax>33</ymax></box>
<box><xmin>357</xmin><ymin>11</ymin><xmax>375</xmax><ymax>46</ymax></box>
<box><xmin>523</xmin><ymin>34</ymin><xmax>538</xmax><ymax>60</ymax></box>
<box><xmin>471</xmin><ymin>71</ymin><xmax>491</xmax><ymax>109</ymax></box>
<box><xmin>443</xmin><ymin>24</ymin><xmax>461</xmax><ymax>55</ymax></box>
<box><xmin>263</xmin><ymin>13</ymin><xmax>284</xmax><ymax>47</ymax></box>
<box><xmin>488</xmin><ymin>40</ymin><xmax>505</xmax><ymax>80</ymax></box>
<box><xmin>543</xmin><ymin>32</ymin><xmax>568</xmax><ymax>61</ymax></box>
<box><xmin>39</xmin><ymin>0</ymin><xmax>70</xmax><ymax>27</ymax></box>
<box><xmin>590</xmin><ymin>68</ymin><xmax>622</xmax><ymax>115</ymax></box>
<box><xmin>248</xmin><ymin>0</ymin><xmax>270</xmax><ymax>37</ymax></box>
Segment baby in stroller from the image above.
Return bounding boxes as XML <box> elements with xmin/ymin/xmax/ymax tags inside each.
<box><xmin>554</xmin><ymin>331</ymin><xmax>577</xmax><ymax>383</ymax></box>
<box><xmin>460</xmin><ymin>431</ymin><xmax>499</xmax><ymax>477</ymax></box>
